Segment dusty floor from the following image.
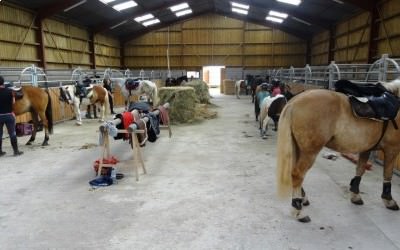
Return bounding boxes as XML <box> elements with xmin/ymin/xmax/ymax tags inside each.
<box><xmin>2</xmin><ymin>88</ymin><xmax>400</xmax><ymax>250</ymax></box>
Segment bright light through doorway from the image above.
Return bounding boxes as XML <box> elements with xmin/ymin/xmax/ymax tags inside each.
<box><xmin>202</xmin><ymin>66</ymin><xmax>225</xmax><ymax>87</ymax></box>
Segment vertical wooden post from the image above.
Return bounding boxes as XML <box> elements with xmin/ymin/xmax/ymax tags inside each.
<box><xmin>89</xmin><ymin>32</ymin><xmax>96</xmax><ymax>69</ymax></box>
<box><xmin>120</xmin><ymin>40</ymin><xmax>125</xmax><ymax>69</ymax></box>
<box><xmin>368</xmin><ymin>4</ymin><xmax>379</xmax><ymax>63</ymax></box>
<box><xmin>35</xmin><ymin>18</ymin><xmax>47</xmax><ymax>69</ymax></box>
<box><xmin>328</xmin><ymin>26</ymin><xmax>335</xmax><ymax>64</ymax></box>
<box><xmin>306</xmin><ymin>39</ymin><xmax>311</xmax><ymax>65</ymax></box>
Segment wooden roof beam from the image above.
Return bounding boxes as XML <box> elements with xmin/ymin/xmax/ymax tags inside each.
<box><xmin>250</xmin><ymin>2</ymin><xmax>331</xmax><ymax>30</ymax></box>
<box><xmin>120</xmin><ymin>9</ymin><xmax>210</xmax><ymax>44</ymax></box>
<box><xmin>37</xmin><ymin>0</ymin><xmax>88</xmax><ymax>20</ymax></box>
<box><xmin>94</xmin><ymin>0</ymin><xmax>185</xmax><ymax>34</ymax></box>
<box><xmin>216</xmin><ymin>10</ymin><xmax>311</xmax><ymax>40</ymax></box>
<box><xmin>340</xmin><ymin>0</ymin><xmax>375</xmax><ymax>11</ymax></box>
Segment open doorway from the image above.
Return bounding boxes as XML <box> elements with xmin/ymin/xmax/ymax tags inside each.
<box><xmin>202</xmin><ymin>66</ymin><xmax>225</xmax><ymax>87</ymax></box>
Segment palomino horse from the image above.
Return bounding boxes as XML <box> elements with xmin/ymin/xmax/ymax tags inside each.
<box><xmin>13</xmin><ymin>85</ymin><xmax>53</xmax><ymax>146</ymax></box>
<box><xmin>59</xmin><ymin>84</ymin><xmax>109</xmax><ymax>125</ymax></box>
<box><xmin>111</xmin><ymin>78</ymin><xmax>158</xmax><ymax>109</ymax></box>
<box><xmin>235</xmin><ymin>80</ymin><xmax>246</xmax><ymax>99</ymax></box>
<box><xmin>259</xmin><ymin>94</ymin><xmax>287</xmax><ymax>139</ymax></box>
<box><xmin>277</xmin><ymin>78</ymin><xmax>400</xmax><ymax>223</ymax></box>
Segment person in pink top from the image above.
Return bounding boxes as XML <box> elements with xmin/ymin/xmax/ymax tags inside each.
<box><xmin>271</xmin><ymin>80</ymin><xmax>282</xmax><ymax>97</ymax></box>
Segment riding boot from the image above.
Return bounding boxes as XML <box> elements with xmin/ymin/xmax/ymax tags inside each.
<box><xmin>109</xmin><ymin>93</ymin><xmax>115</xmax><ymax>114</ymax></box>
<box><xmin>0</xmin><ymin>139</ymin><xmax>6</xmax><ymax>157</ymax></box>
<box><xmin>11</xmin><ymin>136</ymin><xmax>23</xmax><ymax>156</ymax></box>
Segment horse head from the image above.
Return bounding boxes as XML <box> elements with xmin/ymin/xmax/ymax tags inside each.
<box><xmin>165</xmin><ymin>77</ymin><xmax>177</xmax><ymax>87</ymax></box>
<box><xmin>59</xmin><ymin>86</ymin><xmax>73</xmax><ymax>104</ymax></box>
<box><xmin>382</xmin><ymin>78</ymin><xmax>400</xmax><ymax>97</ymax></box>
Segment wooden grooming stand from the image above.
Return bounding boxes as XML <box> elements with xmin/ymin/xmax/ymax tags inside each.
<box><xmin>97</xmin><ymin>103</ymin><xmax>170</xmax><ymax>181</ymax></box>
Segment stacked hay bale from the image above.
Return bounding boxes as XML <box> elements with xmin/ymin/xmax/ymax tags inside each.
<box><xmin>158</xmin><ymin>87</ymin><xmax>196</xmax><ymax>123</ymax></box>
<box><xmin>223</xmin><ymin>79</ymin><xmax>235</xmax><ymax>95</ymax></box>
<box><xmin>184</xmin><ymin>79</ymin><xmax>210</xmax><ymax>104</ymax></box>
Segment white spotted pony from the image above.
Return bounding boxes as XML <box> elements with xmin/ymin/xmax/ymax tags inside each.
<box><xmin>111</xmin><ymin>78</ymin><xmax>158</xmax><ymax>109</ymax></box>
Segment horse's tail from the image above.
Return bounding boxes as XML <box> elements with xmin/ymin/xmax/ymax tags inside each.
<box><xmin>104</xmin><ymin>87</ymin><xmax>110</xmax><ymax>115</ymax></box>
<box><xmin>45</xmin><ymin>89</ymin><xmax>54</xmax><ymax>134</ymax></box>
<box><xmin>276</xmin><ymin>104</ymin><xmax>295</xmax><ymax>198</ymax></box>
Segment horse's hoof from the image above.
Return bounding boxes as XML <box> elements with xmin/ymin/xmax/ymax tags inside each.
<box><xmin>298</xmin><ymin>216</ymin><xmax>311</xmax><ymax>223</ymax></box>
<box><xmin>42</xmin><ymin>142</ymin><xmax>49</xmax><ymax>146</ymax></box>
<box><xmin>262</xmin><ymin>135</ymin><xmax>267</xmax><ymax>139</ymax></box>
<box><xmin>351</xmin><ymin>198</ymin><xmax>364</xmax><ymax>205</ymax></box>
<box><xmin>383</xmin><ymin>199</ymin><xmax>399</xmax><ymax>210</ymax></box>
<box><xmin>26</xmin><ymin>141</ymin><xmax>32</xmax><ymax>145</ymax></box>
<box><xmin>302</xmin><ymin>200</ymin><xmax>310</xmax><ymax>206</ymax></box>
<box><xmin>98</xmin><ymin>119</ymin><xmax>104</xmax><ymax>123</ymax></box>
<box><xmin>76</xmin><ymin>122</ymin><xmax>82</xmax><ymax>126</ymax></box>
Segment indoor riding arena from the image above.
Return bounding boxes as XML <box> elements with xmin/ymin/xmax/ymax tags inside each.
<box><xmin>2</xmin><ymin>0</ymin><xmax>400</xmax><ymax>249</ymax></box>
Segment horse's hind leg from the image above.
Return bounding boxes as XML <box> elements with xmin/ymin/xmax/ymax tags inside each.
<box><xmin>381</xmin><ymin>151</ymin><xmax>399</xmax><ymax>210</ymax></box>
<box><xmin>26</xmin><ymin>112</ymin><xmax>38</xmax><ymax>145</ymax></box>
<box><xmin>291</xmin><ymin>152</ymin><xmax>318</xmax><ymax>223</ymax></box>
<box><xmin>37</xmin><ymin>110</ymin><xmax>49</xmax><ymax>146</ymax></box>
<box><xmin>349</xmin><ymin>151</ymin><xmax>370</xmax><ymax>205</ymax></box>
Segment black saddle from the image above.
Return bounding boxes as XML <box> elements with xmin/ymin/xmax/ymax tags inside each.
<box><xmin>335</xmin><ymin>80</ymin><xmax>400</xmax><ymax>124</ymax></box>
<box><xmin>125</xmin><ymin>79</ymin><xmax>140</xmax><ymax>91</ymax></box>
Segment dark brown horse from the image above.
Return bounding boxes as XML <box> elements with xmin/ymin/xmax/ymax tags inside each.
<box><xmin>277</xmin><ymin>78</ymin><xmax>400</xmax><ymax>223</ymax></box>
<box><xmin>13</xmin><ymin>86</ymin><xmax>53</xmax><ymax>146</ymax></box>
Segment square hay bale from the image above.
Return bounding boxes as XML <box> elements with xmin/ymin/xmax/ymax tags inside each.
<box><xmin>184</xmin><ymin>80</ymin><xmax>211</xmax><ymax>104</ymax></box>
<box><xmin>158</xmin><ymin>87</ymin><xmax>196</xmax><ymax>124</ymax></box>
<box><xmin>223</xmin><ymin>79</ymin><xmax>235</xmax><ymax>95</ymax></box>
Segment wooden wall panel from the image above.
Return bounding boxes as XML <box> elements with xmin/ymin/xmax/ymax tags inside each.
<box><xmin>125</xmin><ymin>14</ymin><xmax>307</xmax><ymax>69</ymax></box>
<box><xmin>377</xmin><ymin>0</ymin><xmax>400</xmax><ymax>57</ymax></box>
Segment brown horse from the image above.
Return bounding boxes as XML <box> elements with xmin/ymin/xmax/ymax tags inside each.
<box><xmin>13</xmin><ymin>86</ymin><xmax>53</xmax><ymax>146</ymax></box>
<box><xmin>277</xmin><ymin>78</ymin><xmax>400</xmax><ymax>223</ymax></box>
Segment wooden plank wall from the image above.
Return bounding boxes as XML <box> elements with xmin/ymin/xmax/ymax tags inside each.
<box><xmin>124</xmin><ymin>14</ymin><xmax>307</xmax><ymax>70</ymax></box>
<box><xmin>311</xmin><ymin>0</ymin><xmax>400</xmax><ymax>65</ymax></box>
<box><xmin>0</xmin><ymin>3</ymin><xmax>121</xmax><ymax>70</ymax></box>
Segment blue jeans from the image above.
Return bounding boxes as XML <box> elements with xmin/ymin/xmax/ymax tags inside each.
<box><xmin>0</xmin><ymin>113</ymin><xmax>16</xmax><ymax>139</ymax></box>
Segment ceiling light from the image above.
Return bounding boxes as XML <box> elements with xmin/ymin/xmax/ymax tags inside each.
<box><xmin>110</xmin><ymin>20</ymin><xmax>128</xmax><ymax>29</ymax></box>
<box><xmin>291</xmin><ymin>16</ymin><xmax>311</xmax><ymax>25</ymax></box>
<box><xmin>99</xmin><ymin>0</ymin><xmax>116</xmax><ymax>4</ymax></box>
<box><xmin>332</xmin><ymin>0</ymin><xmax>344</xmax><ymax>3</ymax></box>
<box><xmin>142</xmin><ymin>19</ymin><xmax>160</xmax><ymax>27</ymax></box>
<box><xmin>276</xmin><ymin>0</ymin><xmax>302</xmax><ymax>6</ymax></box>
<box><xmin>175</xmin><ymin>9</ymin><xmax>192</xmax><ymax>17</ymax></box>
<box><xmin>112</xmin><ymin>0</ymin><xmax>137</xmax><ymax>11</ymax></box>
<box><xmin>232</xmin><ymin>7</ymin><xmax>248</xmax><ymax>15</ymax></box>
<box><xmin>268</xmin><ymin>10</ymin><xmax>288</xmax><ymax>19</ymax></box>
<box><xmin>170</xmin><ymin>3</ymin><xmax>189</xmax><ymax>12</ymax></box>
<box><xmin>64</xmin><ymin>0</ymin><xmax>87</xmax><ymax>12</ymax></box>
<box><xmin>231</xmin><ymin>2</ymin><xmax>249</xmax><ymax>10</ymax></box>
<box><xmin>134</xmin><ymin>14</ymin><xmax>154</xmax><ymax>22</ymax></box>
<box><xmin>266</xmin><ymin>16</ymin><xmax>284</xmax><ymax>23</ymax></box>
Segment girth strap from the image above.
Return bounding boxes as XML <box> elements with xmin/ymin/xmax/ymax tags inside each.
<box><xmin>368</xmin><ymin>120</ymin><xmax>389</xmax><ymax>152</ymax></box>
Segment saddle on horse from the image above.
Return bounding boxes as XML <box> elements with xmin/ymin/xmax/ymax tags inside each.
<box><xmin>335</xmin><ymin>80</ymin><xmax>400</xmax><ymax>123</ymax></box>
<box><xmin>125</xmin><ymin>79</ymin><xmax>140</xmax><ymax>96</ymax></box>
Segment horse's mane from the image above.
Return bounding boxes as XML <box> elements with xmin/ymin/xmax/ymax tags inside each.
<box><xmin>381</xmin><ymin>78</ymin><xmax>400</xmax><ymax>97</ymax></box>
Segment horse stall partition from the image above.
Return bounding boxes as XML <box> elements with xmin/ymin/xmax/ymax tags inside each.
<box><xmin>98</xmin><ymin>103</ymin><xmax>171</xmax><ymax>181</ymax></box>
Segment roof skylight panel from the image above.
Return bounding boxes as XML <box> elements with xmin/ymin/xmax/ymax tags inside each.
<box><xmin>266</xmin><ymin>16</ymin><xmax>284</xmax><ymax>23</ymax></box>
<box><xmin>232</xmin><ymin>7</ymin><xmax>248</xmax><ymax>15</ymax></box>
<box><xmin>142</xmin><ymin>19</ymin><xmax>160</xmax><ymax>27</ymax></box>
<box><xmin>175</xmin><ymin>9</ymin><xmax>193</xmax><ymax>17</ymax></box>
<box><xmin>276</xmin><ymin>0</ymin><xmax>301</xmax><ymax>6</ymax></box>
<box><xmin>170</xmin><ymin>3</ymin><xmax>189</xmax><ymax>12</ymax></box>
<box><xmin>112</xmin><ymin>0</ymin><xmax>137</xmax><ymax>11</ymax></box>
<box><xmin>231</xmin><ymin>2</ymin><xmax>249</xmax><ymax>10</ymax></box>
<box><xmin>268</xmin><ymin>10</ymin><xmax>288</xmax><ymax>19</ymax></box>
<box><xmin>99</xmin><ymin>0</ymin><xmax>116</xmax><ymax>4</ymax></box>
<box><xmin>134</xmin><ymin>14</ymin><xmax>155</xmax><ymax>23</ymax></box>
